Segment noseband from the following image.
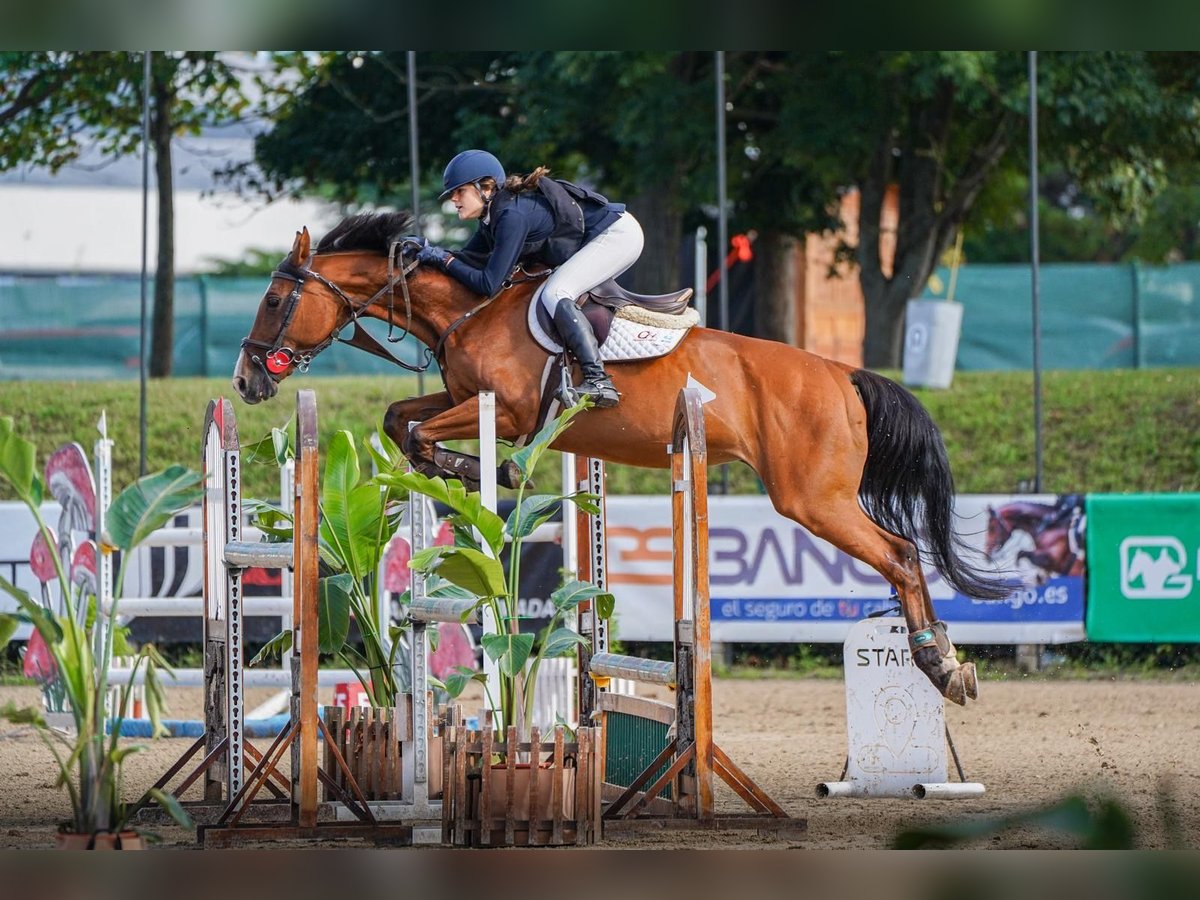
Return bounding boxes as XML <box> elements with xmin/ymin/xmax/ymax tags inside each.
<box><xmin>240</xmin><ymin>239</ymin><xmax>434</xmax><ymax>382</ymax></box>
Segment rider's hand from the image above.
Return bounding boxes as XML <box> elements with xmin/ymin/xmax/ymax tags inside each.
<box><xmin>417</xmin><ymin>243</ymin><xmax>451</xmax><ymax>269</ymax></box>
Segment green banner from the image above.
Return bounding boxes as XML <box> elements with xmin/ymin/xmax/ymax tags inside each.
<box><xmin>1086</xmin><ymin>494</ymin><xmax>1200</xmax><ymax>641</ymax></box>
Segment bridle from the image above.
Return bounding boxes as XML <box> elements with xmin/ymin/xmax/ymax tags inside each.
<box><xmin>240</xmin><ymin>239</ymin><xmax>436</xmax><ymax>382</ymax></box>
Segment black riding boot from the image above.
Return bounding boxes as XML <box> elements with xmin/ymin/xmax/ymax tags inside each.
<box><xmin>553</xmin><ymin>301</ymin><xmax>619</xmax><ymax>408</ymax></box>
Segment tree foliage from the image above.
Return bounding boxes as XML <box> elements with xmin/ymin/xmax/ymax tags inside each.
<box><xmin>0</xmin><ymin>52</ymin><xmax>256</xmax><ymax>376</ymax></box>
<box><xmin>249</xmin><ymin>52</ymin><xmax>1200</xmax><ymax>367</ymax></box>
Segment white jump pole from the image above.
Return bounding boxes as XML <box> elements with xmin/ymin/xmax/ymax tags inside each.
<box><xmin>477</xmin><ymin>391</ymin><xmax>503</xmax><ymax>726</ymax></box>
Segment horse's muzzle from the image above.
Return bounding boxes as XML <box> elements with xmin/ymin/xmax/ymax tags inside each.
<box><xmin>232</xmin><ymin>353</ymin><xmax>278</xmax><ymax>404</ymax></box>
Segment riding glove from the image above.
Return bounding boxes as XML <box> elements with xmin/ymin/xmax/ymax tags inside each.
<box><xmin>417</xmin><ymin>243</ymin><xmax>451</xmax><ymax>269</ymax></box>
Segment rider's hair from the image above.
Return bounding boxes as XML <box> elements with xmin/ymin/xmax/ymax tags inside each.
<box><xmin>502</xmin><ymin>166</ymin><xmax>550</xmax><ymax>193</ymax></box>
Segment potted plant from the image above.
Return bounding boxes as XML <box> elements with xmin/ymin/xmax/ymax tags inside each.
<box><xmin>246</xmin><ymin>420</ymin><xmax>417</xmax><ymax>800</ymax></box>
<box><xmin>0</xmin><ymin>416</ymin><xmax>201</xmax><ymax>847</ymax></box>
<box><xmin>375</xmin><ymin>400</ymin><xmax>613</xmax><ymax>845</ymax></box>
<box><xmin>248</xmin><ymin>423</ymin><xmax>409</xmax><ymax>706</ymax></box>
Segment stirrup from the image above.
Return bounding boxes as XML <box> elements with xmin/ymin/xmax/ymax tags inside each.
<box><xmin>577</xmin><ymin>378</ymin><xmax>619</xmax><ymax>408</ymax></box>
<box><xmin>558</xmin><ymin>368</ymin><xmax>619</xmax><ymax>408</ymax></box>
<box><xmin>561</xmin><ymin>380</ymin><xmax>619</xmax><ymax>409</ymax></box>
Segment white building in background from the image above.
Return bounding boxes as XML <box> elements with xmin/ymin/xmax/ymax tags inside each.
<box><xmin>0</xmin><ymin>121</ymin><xmax>341</xmax><ymax>275</ymax></box>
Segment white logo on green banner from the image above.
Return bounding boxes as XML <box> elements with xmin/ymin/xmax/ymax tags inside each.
<box><xmin>1119</xmin><ymin>537</ymin><xmax>1194</xmax><ymax>599</ymax></box>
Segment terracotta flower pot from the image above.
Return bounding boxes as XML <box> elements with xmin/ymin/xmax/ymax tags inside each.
<box><xmin>55</xmin><ymin>832</ymin><xmax>93</xmax><ymax>850</ymax></box>
<box><xmin>56</xmin><ymin>830</ymin><xmax>145</xmax><ymax>850</ymax></box>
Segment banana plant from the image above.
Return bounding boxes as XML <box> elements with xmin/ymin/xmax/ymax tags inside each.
<box><xmin>248</xmin><ymin>422</ymin><xmax>410</xmax><ymax>707</ymax></box>
<box><xmin>0</xmin><ymin>416</ymin><xmax>201</xmax><ymax>836</ymax></box>
<box><xmin>374</xmin><ymin>399</ymin><xmax>615</xmax><ymax>738</ymax></box>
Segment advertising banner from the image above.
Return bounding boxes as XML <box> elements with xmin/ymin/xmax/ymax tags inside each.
<box><xmin>2</xmin><ymin>490</ymin><xmax>1088</xmax><ymax>647</ymax></box>
<box><xmin>1085</xmin><ymin>494</ymin><xmax>1200</xmax><ymax>641</ymax></box>
<box><xmin>606</xmin><ymin>493</ymin><xmax>1086</xmax><ymax>645</ymax></box>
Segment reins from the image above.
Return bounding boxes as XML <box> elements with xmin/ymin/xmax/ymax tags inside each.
<box><xmin>430</xmin><ymin>265</ymin><xmax>549</xmax><ymax>362</ymax></box>
<box><xmin>241</xmin><ymin>248</ymin><xmax>549</xmax><ymax>384</ymax></box>
<box><xmin>240</xmin><ymin>239</ymin><xmax>433</xmax><ymax>381</ymax></box>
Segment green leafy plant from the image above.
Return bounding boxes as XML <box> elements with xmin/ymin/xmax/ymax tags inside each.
<box><xmin>248</xmin><ymin>422</ymin><xmax>410</xmax><ymax>707</ymax></box>
<box><xmin>893</xmin><ymin>792</ymin><xmax>1137</xmax><ymax>849</ymax></box>
<box><xmin>375</xmin><ymin>400</ymin><xmax>615</xmax><ymax>738</ymax></box>
<box><xmin>0</xmin><ymin>416</ymin><xmax>201</xmax><ymax>837</ymax></box>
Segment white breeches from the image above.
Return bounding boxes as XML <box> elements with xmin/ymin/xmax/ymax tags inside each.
<box><xmin>537</xmin><ymin>212</ymin><xmax>645</xmax><ymax>316</ymax></box>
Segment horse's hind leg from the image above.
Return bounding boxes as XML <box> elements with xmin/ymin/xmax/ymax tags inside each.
<box><xmin>787</xmin><ymin>497</ymin><xmax>977</xmax><ymax>705</ymax></box>
<box><xmin>910</xmin><ymin>565</ymin><xmax>978</xmax><ymax>702</ymax></box>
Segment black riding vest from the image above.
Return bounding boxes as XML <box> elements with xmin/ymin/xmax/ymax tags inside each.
<box><xmin>484</xmin><ymin>178</ymin><xmax>612</xmax><ymax>267</ymax></box>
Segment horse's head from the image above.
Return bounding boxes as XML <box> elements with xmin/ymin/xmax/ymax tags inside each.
<box><xmin>233</xmin><ymin>221</ymin><xmax>424</xmax><ymax>404</ymax></box>
<box><xmin>982</xmin><ymin>505</ymin><xmax>1011</xmax><ymax>559</ymax></box>
<box><xmin>233</xmin><ymin>228</ymin><xmax>334</xmax><ymax>403</ymax></box>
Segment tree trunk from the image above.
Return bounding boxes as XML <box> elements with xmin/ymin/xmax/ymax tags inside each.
<box><xmin>752</xmin><ymin>231</ymin><xmax>798</xmax><ymax>345</ymax></box>
<box><xmin>857</xmin><ymin>141</ymin><xmax>906</xmax><ymax>369</ymax></box>
<box><xmin>623</xmin><ymin>180</ymin><xmax>683</xmax><ymax>295</ymax></box>
<box><xmin>861</xmin><ymin>284</ymin><xmax>910</xmax><ymax>369</ymax></box>
<box><xmin>149</xmin><ymin>76</ymin><xmax>174</xmax><ymax>378</ymax></box>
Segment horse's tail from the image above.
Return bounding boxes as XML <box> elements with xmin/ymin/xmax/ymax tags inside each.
<box><xmin>849</xmin><ymin>368</ymin><xmax>1009</xmax><ymax>600</ymax></box>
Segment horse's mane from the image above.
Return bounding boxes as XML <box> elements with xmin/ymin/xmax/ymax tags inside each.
<box><xmin>316</xmin><ymin>211</ymin><xmax>415</xmax><ymax>255</ymax></box>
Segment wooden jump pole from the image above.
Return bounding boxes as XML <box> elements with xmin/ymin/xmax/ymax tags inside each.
<box><xmin>584</xmin><ymin>388</ymin><xmax>802</xmax><ymax>834</ymax></box>
<box><xmin>293</xmin><ymin>390</ymin><xmax>320</xmax><ymax>827</ymax></box>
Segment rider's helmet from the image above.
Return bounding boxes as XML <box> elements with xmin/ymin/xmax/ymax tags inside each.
<box><xmin>439</xmin><ymin>149</ymin><xmax>506</xmax><ymax>200</ymax></box>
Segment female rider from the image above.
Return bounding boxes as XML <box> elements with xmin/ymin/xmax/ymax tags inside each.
<box><xmin>416</xmin><ymin>149</ymin><xmax>643</xmax><ymax>408</ymax></box>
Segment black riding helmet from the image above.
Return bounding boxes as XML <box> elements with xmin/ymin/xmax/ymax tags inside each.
<box><xmin>439</xmin><ymin>149</ymin><xmax>506</xmax><ymax>200</ymax></box>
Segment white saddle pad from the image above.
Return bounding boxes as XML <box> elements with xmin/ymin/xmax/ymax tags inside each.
<box><xmin>527</xmin><ymin>294</ymin><xmax>699</xmax><ymax>362</ymax></box>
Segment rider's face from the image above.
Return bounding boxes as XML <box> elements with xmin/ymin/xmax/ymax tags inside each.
<box><xmin>450</xmin><ymin>183</ymin><xmax>487</xmax><ymax>220</ymax></box>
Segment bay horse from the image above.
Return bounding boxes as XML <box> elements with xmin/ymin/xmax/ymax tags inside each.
<box><xmin>984</xmin><ymin>500</ymin><xmax>1085</xmax><ymax>580</ymax></box>
<box><xmin>232</xmin><ymin>212</ymin><xmax>1007</xmax><ymax>705</ymax></box>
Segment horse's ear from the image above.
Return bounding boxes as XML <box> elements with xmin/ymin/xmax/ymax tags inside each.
<box><xmin>290</xmin><ymin>228</ymin><xmax>311</xmax><ymax>266</ymax></box>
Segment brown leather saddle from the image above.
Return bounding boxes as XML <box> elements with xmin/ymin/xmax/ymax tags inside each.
<box><xmin>535</xmin><ymin>277</ymin><xmax>694</xmax><ymax>345</ymax></box>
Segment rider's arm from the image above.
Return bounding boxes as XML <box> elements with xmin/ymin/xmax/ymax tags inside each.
<box><xmin>444</xmin><ymin>208</ymin><xmax>529</xmax><ymax>297</ymax></box>
<box><xmin>458</xmin><ymin>227</ymin><xmax>489</xmax><ymax>256</ymax></box>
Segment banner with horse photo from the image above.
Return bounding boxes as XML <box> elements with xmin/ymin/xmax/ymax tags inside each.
<box><xmin>604</xmin><ymin>494</ymin><xmax>1086</xmax><ymax>645</ymax></box>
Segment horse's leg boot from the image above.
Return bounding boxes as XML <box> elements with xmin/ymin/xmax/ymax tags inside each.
<box><xmin>910</xmin><ymin>621</ymin><xmax>975</xmax><ymax>705</ymax></box>
<box><xmin>930</xmin><ymin>620</ymin><xmax>978</xmax><ymax>701</ymax></box>
<box><xmin>431</xmin><ymin>447</ymin><xmax>530</xmax><ymax>490</ymax></box>
<box><xmin>554</xmin><ymin>301</ymin><xmax>619</xmax><ymax>408</ymax></box>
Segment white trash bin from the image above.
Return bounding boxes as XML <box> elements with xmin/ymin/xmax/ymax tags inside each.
<box><xmin>902</xmin><ymin>299</ymin><xmax>963</xmax><ymax>390</ymax></box>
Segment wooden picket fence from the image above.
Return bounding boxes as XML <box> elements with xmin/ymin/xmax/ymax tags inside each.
<box><xmin>441</xmin><ymin>724</ymin><xmax>601</xmax><ymax>847</ymax></box>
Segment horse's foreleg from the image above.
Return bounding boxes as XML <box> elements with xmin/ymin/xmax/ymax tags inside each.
<box><xmin>383</xmin><ymin>392</ymin><xmax>525</xmax><ymax>489</ymax></box>
<box><xmin>404</xmin><ymin>395</ymin><xmax>526</xmax><ymax>490</ymax></box>
<box><xmin>383</xmin><ymin>392</ymin><xmax>454</xmax><ymax>450</ymax></box>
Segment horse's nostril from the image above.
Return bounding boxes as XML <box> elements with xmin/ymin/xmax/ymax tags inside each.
<box><xmin>232</xmin><ymin>376</ymin><xmax>247</xmax><ymax>396</ymax></box>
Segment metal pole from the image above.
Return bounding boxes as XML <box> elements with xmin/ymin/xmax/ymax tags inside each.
<box><xmin>408</xmin><ymin>51</ymin><xmax>424</xmax><ymax>395</ymax></box>
<box><xmin>715</xmin><ymin>51</ymin><xmax>729</xmax><ymax>335</ymax></box>
<box><xmin>139</xmin><ymin>50</ymin><xmax>152</xmax><ymax>476</ymax></box>
<box><xmin>693</xmin><ymin>226</ymin><xmax>708</xmax><ymax>326</ymax></box>
<box><xmin>1028</xmin><ymin>51</ymin><xmax>1043</xmax><ymax>493</ymax></box>
<box><xmin>715</xmin><ymin>52</ymin><xmax>731</xmax><ymax>495</ymax></box>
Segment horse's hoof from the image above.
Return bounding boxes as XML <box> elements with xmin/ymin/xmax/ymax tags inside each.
<box><xmin>497</xmin><ymin>459</ymin><xmax>529</xmax><ymax>490</ymax></box>
<box><xmin>943</xmin><ymin>670</ymin><xmax>967</xmax><ymax>706</ymax></box>
<box><xmin>942</xmin><ymin>663</ymin><xmax>978</xmax><ymax>706</ymax></box>
<box><xmin>961</xmin><ymin>661</ymin><xmax>979</xmax><ymax>700</ymax></box>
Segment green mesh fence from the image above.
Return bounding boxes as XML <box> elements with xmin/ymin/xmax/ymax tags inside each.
<box><xmin>2</xmin><ymin>263</ymin><xmax>1198</xmax><ymax>379</ymax></box>
<box><xmin>0</xmin><ymin>274</ymin><xmax>432</xmax><ymax>380</ymax></box>
<box><xmin>922</xmin><ymin>261</ymin><xmax>1200</xmax><ymax>370</ymax></box>
<box><xmin>603</xmin><ymin>711</ymin><xmax>672</xmax><ymax>799</ymax></box>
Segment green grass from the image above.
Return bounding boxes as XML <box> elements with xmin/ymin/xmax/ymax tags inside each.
<box><xmin>910</xmin><ymin>368</ymin><xmax>1200</xmax><ymax>494</ymax></box>
<box><xmin>1</xmin><ymin>368</ymin><xmax>1196</xmax><ymax>502</ymax></box>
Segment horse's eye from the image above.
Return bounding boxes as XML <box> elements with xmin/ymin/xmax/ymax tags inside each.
<box><xmin>266</xmin><ymin>294</ymin><xmax>281</xmax><ymax>309</ymax></box>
